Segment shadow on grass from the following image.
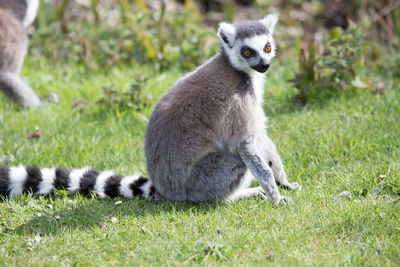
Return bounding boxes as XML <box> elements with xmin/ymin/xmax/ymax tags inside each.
<box><xmin>8</xmin><ymin>194</ymin><xmax>224</xmax><ymax>237</ymax></box>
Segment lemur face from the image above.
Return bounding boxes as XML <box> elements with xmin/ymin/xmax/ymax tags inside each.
<box><xmin>218</xmin><ymin>14</ymin><xmax>278</xmax><ymax>74</ymax></box>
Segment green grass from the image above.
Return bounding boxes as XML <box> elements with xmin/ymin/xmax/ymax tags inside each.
<box><xmin>1</xmin><ymin>37</ymin><xmax>400</xmax><ymax>267</ymax></box>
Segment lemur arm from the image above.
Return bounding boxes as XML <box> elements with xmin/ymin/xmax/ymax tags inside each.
<box><xmin>260</xmin><ymin>135</ymin><xmax>301</xmax><ymax>190</ymax></box>
<box><xmin>238</xmin><ymin>137</ymin><xmax>289</xmax><ymax>205</ymax></box>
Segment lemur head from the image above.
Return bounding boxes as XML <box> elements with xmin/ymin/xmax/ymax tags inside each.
<box><xmin>218</xmin><ymin>14</ymin><xmax>278</xmax><ymax>74</ymax></box>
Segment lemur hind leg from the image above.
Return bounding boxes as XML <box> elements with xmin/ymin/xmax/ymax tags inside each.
<box><xmin>184</xmin><ymin>150</ymin><xmax>248</xmax><ymax>202</ymax></box>
<box><xmin>261</xmin><ymin>135</ymin><xmax>301</xmax><ymax>191</ymax></box>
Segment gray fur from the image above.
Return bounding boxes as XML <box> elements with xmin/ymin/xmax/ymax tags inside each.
<box><xmin>234</xmin><ymin>21</ymin><xmax>268</xmax><ymax>40</ymax></box>
<box><xmin>0</xmin><ymin>0</ymin><xmax>27</xmax><ymax>21</ymax></box>
<box><xmin>0</xmin><ymin>0</ymin><xmax>41</xmax><ymax>108</ymax></box>
<box><xmin>145</xmin><ymin>17</ymin><xmax>301</xmax><ymax>205</ymax></box>
<box><xmin>238</xmin><ymin>137</ymin><xmax>284</xmax><ymax>205</ymax></box>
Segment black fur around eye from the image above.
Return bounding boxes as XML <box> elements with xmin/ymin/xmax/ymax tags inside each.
<box><xmin>241</xmin><ymin>47</ymin><xmax>254</xmax><ymax>58</ymax></box>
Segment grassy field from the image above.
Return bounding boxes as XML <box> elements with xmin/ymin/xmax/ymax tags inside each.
<box><xmin>1</xmin><ymin>11</ymin><xmax>400</xmax><ymax>267</ymax></box>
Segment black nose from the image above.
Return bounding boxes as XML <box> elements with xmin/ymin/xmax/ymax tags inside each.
<box><xmin>261</xmin><ymin>62</ymin><xmax>270</xmax><ymax>71</ymax></box>
<box><xmin>252</xmin><ymin>61</ymin><xmax>270</xmax><ymax>73</ymax></box>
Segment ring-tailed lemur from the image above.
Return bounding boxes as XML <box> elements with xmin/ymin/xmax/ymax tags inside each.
<box><xmin>0</xmin><ymin>0</ymin><xmax>41</xmax><ymax>108</ymax></box>
<box><xmin>0</xmin><ymin>14</ymin><xmax>301</xmax><ymax>205</ymax></box>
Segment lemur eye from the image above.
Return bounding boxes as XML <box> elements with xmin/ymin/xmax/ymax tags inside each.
<box><xmin>241</xmin><ymin>47</ymin><xmax>253</xmax><ymax>58</ymax></box>
<box><xmin>264</xmin><ymin>44</ymin><xmax>272</xmax><ymax>53</ymax></box>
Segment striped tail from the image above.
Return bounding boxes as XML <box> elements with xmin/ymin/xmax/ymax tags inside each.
<box><xmin>0</xmin><ymin>165</ymin><xmax>155</xmax><ymax>199</ymax></box>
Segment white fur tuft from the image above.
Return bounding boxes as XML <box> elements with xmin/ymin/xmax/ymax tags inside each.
<box><xmin>38</xmin><ymin>168</ymin><xmax>56</xmax><ymax>194</ymax></box>
<box><xmin>23</xmin><ymin>0</ymin><xmax>39</xmax><ymax>28</ymax></box>
<box><xmin>260</xmin><ymin>13</ymin><xmax>279</xmax><ymax>34</ymax></box>
<box><xmin>94</xmin><ymin>171</ymin><xmax>115</xmax><ymax>198</ymax></box>
<box><xmin>119</xmin><ymin>174</ymin><xmax>142</xmax><ymax>198</ymax></box>
<box><xmin>140</xmin><ymin>179</ymin><xmax>152</xmax><ymax>198</ymax></box>
<box><xmin>250</xmin><ymin>72</ymin><xmax>266</xmax><ymax>105</ymax></box>
<box><xmin>68</xmin><ymin>167</ymin><xmax>90</xmax><ymax>192</ymax></box>
<box><xmin>217</xmin><ymin>22</ymin><xmax>236</xmax><ymax>47</ymax></box>
<box><xmin>8</xmin><ymin>166</ymin><xmax>27</xmax><ymax>197</ymax></box>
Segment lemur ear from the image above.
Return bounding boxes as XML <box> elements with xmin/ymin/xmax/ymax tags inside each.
<box><xmin>218</xmin><ymin>22</ymin><xmax>236</xmax><ymax>48</ymax></box>
<box><xmin>260</xmin><ymin>13</ymin><xmax>279</xmax><ymax>34</ymax></box>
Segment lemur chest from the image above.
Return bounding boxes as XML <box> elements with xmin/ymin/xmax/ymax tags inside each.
<box><xmin>217</xmin><ymin>77</ymin><xmax>267</xmax><ymax>148</ymax></box>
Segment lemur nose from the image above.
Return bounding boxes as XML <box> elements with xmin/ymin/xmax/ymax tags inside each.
<box><xmin>252</xmin><ymin>60</ymin><xmax>270</xmax><ymax>73</ymax></box>
<box><xmin>261</xmin><ymin>62</ymin><xmax>270</xmax><ymax>71</ymax></box>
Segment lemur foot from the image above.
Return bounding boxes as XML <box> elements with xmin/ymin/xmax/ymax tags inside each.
<box><xmin>289</xmin><ymin>182</ymin><xmax>301</xmax><ymax>191</ymax></box>
<box><xmin>278</xmin><ymin>181</ymin><xmax>301</xmax><ymax>191</ymax></box>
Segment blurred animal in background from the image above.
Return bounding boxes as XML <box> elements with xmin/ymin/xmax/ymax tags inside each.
<box><xmin>0</xmin><ymin>0</ymin><xmax>41</xmax><ymax>108</ymax></box>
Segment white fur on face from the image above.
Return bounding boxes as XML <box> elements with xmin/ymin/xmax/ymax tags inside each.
<box><xmin>224</xmin><ymin>34</ymin><xmax>276</xmax><ymax>74</ymax></box>
<box><xmin>243</xmin><ymin>35</ymin><xmax>276</xmax><ymax>61</ymax></box>
<box><xmin>218</xmin><ymin>14</ymin><xmax>279</xmax><ymax>74</ymax></box>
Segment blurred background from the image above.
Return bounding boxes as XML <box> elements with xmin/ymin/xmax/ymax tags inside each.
<box><xmin>30</xmin><ymin>0</ymin><xmax>399</xmax><ymax>103</ymax></box>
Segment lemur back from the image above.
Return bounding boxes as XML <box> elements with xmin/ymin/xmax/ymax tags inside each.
<box><xmin>0</xmin><ymin>15</ymin><xmax>300</xmax><ymax>205</ymax></box>
<box><xmin>0</xmin><ymin>0</ymin><xmax>41</xmax><ymax>108</ymax></box>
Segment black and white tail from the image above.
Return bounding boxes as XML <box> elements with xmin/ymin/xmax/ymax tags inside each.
<box><xmin>0</xmin><ymin>166</ymin><xmax>155</xmax><ymax>199</ymax></box>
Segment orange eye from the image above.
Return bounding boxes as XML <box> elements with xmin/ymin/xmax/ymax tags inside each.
<box><xmin>243</xmin><ymin>50</ymin><xmax>252</xmax><ymax>58</ymax></box>
<box><xmin>264</xmin><ymin>44</ymin><xmax>271</xmax><ymax>53</ymax></box>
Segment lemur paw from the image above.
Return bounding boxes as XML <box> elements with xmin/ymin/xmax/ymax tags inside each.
<box><xmin>279</xmin><ymin>181</ymin><xmax>302</xmax><ymax>191</ymax></box>
<box><xmin>290</xmin><ymin>182</ymin><xmax>302</xmax><ymax>191</ymax></box>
